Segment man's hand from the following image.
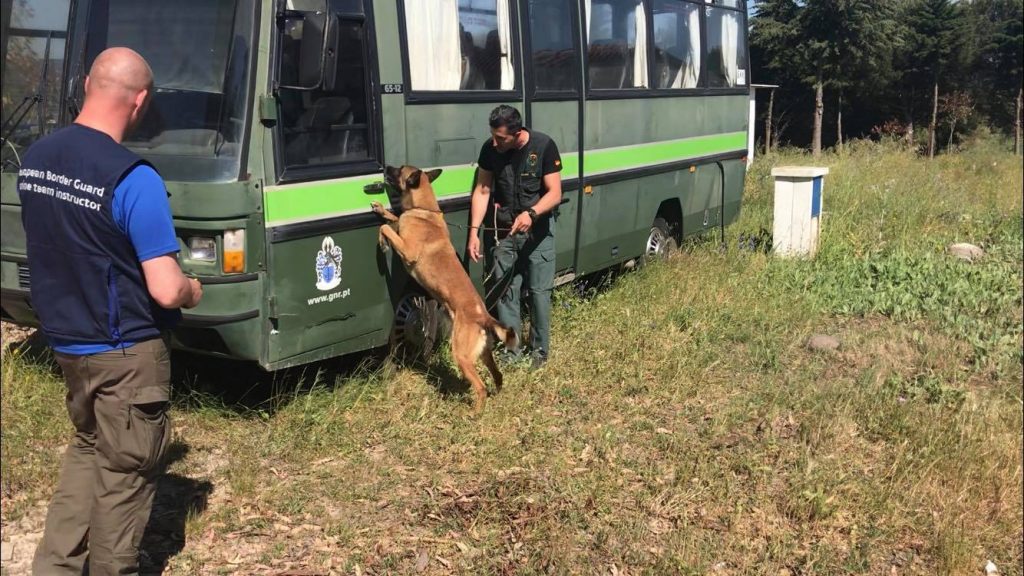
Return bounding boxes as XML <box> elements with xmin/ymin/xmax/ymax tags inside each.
<box><xmin>183</xmin><ymin>278</ymin><xmax>203</xmax><ymax>309</ymax></box>
<box><xmin>510</xmin><ymin>211</ymin><xmax>533</xmax><ymax>234</ymax></box>
<box><xmin>467</xmin><ymin>233</ymin><xmax>482</xmax><ymax>262</ymax></box>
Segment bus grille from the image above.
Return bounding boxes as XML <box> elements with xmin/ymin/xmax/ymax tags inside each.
<box><xmin>17</xmin><ymin>263</ymin><xmax>30</xmax><ymax>289</ymax></box>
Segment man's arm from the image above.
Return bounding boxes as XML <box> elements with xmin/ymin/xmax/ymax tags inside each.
<box><xmin>469</xmin><ymin>167</ymin><xmax>494</xmax><ymax>229</ymax></box>
<box><xmin>467</xmin><ymin>168</ymin><xmax>493</xmax><ymax>262</ymax></box>
<box><xmin>531</xmin><ymin>172</ymin><xmax>562</xmax><ymax>217</ymax></box>
<box><xmin>115</xmin><ymin>165</ymin><xmax>203</xmax><ymax>309</ymax></box>
<box><xmin>142</xmin><ymin>256</ymin><xmax>202</xmax><ymax>308</ymax></box>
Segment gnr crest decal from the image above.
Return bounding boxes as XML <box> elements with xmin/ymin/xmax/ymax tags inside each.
<box><xmin>315</xmin><ymin>236</ymin><xmax>343</xmax><ymax>291</ymax></box>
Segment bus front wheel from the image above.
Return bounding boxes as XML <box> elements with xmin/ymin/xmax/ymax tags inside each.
<box><xmin>390</xmin><ymin>292</ymin><xmax>451</xmax><ymax>362</ymax></box>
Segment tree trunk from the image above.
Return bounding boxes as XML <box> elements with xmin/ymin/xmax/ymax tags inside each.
<box><xmin>906</xmin><ymin>120</ymin><xmax>914</xmax><ymax>146</ymax></box>
<box><xmin>1016</xmin><ymin>87</ymin><xmax>1022</xmax><ymax>156</ymax></box>
<box><xmin>837</xmin><ymin>91</ymin><xmax>844</xmax><ymax>153</ymax></box>
<box><xmin>929</xmin><ymin>82</ymin><xmax>938</xmax><ymax>159</ymax></box>
<box><xmin>948</xmin><ymin>120</ymin><xmax>956</xmax><ymax>149</ymax></box>
<box><xmin>765</xmin><ymin>89</ymin><xmax>775</xmax><ymax>155</ymax></box>
<box><xmin>813</xmin><ymin>82</ymin><xmax>823</xmax><ymax>157</ymax></box>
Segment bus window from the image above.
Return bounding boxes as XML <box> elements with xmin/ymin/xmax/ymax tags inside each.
<box><xmin>403</xmin><ymin>0</ymin><xmax>516</xmax><ymax>92</ymax></box>
<box><xmin>527</xmin><ymin>0</ymin><xmax>578</xmax><ymax>94</ymax></box>
<box><xmin>278</xmin><ymin>17</ymin><xmax>373</xmax><ymax>171</ymax></box>
<box><xmin>705</xmin><ymin>6</ymin><xmax>747</xmax><ymax>88</ymax></box>
<box><xmin>652</xmin><ymin>0</ymin><xmax>701</xmax><ymax>89</ymax></box>
<box><xmin>586</xmin><ymin>0</ymin><xmax>648</xmax><ymax>90</ymax></box>
<box><xmin>1</xmin><ymin>0</ymin><xmax>71</xmax><ymax>170</ymax></box>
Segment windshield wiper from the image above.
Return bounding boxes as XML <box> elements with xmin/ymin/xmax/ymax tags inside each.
<box><xmin>1</xmin><ymin>94</ymin><xmax>41</xmax><ymax>170</ymax></box>
<box><xmin>1</xmin><ymin>33</ymin><xmax>55</xmax><ymax>168</ymax></box>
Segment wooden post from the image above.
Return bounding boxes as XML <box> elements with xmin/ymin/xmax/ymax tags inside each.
<box><xmin>837</xmin><ymin>92</ymin><xmax>843</xmax><ymax>153</ymax></box>
<box><xmin>813</xmin><ymin>82</ymin><xmax>823</xmax><ymax>157</ymax></box>
<box><xmin>1016</xmin><ymin>86</ymin><xmax>1022</xmax><ymax>156</ymax></box>
<box><xmin>929</xmin><ymin>81</ymin><xmax>938</xmax><ymax>159</ymax></box>
<box><xmin>765</xmin><ymin>88</ymin><xmax>775</xmax><ymax>155</ymax></box>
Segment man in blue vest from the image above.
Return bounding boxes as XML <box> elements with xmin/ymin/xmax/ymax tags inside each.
<box><xmin>18</xmin><ymin>47</ymin><xmax>202</xmax><ymax>576</ymax></box>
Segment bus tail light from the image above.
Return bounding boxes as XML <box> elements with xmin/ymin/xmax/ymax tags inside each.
<box><xmin>223</xmin><ymin>229</ymin><xmax>245</xmax><ymax>273</ymax></box>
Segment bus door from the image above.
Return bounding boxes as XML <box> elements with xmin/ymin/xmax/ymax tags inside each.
<box><xmin>389</xmin><ymin>0</ymin><xmax>526</xmax><ymax>291</ymax></box>
<box><xmin>262</xmin><ymin>0</ymin><xmax>391</xmax><ymax>368</ymax></box>
<box><xmin>521</xmin><ymin>0</ymin><xmax>583</xmax><ymax>281</ymax></box>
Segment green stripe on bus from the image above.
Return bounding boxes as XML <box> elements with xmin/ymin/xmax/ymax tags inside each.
<box><xmin>583</xmin><ymin>132</ymin><xmax>746</xmax><ymax>175</ymax></box>
<box><xmin>263</xmin><ymin>134</ymin><xmax>742</xmax><ymax>225</ymax></box>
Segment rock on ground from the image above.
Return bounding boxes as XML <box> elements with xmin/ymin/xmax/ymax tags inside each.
<box><xmin>807</xmin><ymin>333</ymin><xmax>841</xmax><ymax>352</ymax></box>
<box><xmin>948</xmin><ymin>242</ymin><xmax>984</xmax><ymax>262</ymax></box>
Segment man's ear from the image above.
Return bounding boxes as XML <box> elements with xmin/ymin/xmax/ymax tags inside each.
<box><xmin>425</xmin><ymin>168</ymin><xmax>442</xmax><ymax>183</ymax></box>
<box><xmin>405</xmin><ymin>169</ymin><xmax>423</xmax><ymax>190</ymax></box>
<box><xmin>133</xmin><ymin>88</ymin><xmax>149</xmax><ymax>115</ymax></box>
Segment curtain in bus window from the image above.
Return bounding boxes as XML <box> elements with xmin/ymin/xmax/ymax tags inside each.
<box><xmin>584</xmin><ymin>0</ymin><xmax>592</xmax><ymax>43</ymax></box>
<box><xmin>404</xmin><ymin>0</ymin><xmax>461</xmax><ymax>90</ymax></box>
<box><xmin>683</xmin><ymin>4</ymin><xmax>700</xmax><ymax>88</ymax></box>
<box><xmin>633</xmin><ymin>1</ymin><xmax>648</xmax><ymax>88</ymax></box>
<box><xmin>496</xmin><ymin>0</ymin><xmax>514</xmax><ymax>90</ymax></box>
<box><xmin>721</xmin><ymin>10</ymin><xmax>739</xmax><ymax>86</ymax></box>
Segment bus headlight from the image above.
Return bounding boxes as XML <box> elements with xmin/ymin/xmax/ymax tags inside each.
<box><xmin>188</xmin><ymin>237</ymin><xmax>217</xmax><ymax>262</ymax></box>
<box><xmin>223</xmin><ymin>229</ymin><xmax>245</xmax><ymax>273</ymax></box>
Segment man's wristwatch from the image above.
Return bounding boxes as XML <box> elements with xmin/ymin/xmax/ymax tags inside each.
<box><xmin>526</xmin><ymin>208</ymin><xmax>538</xmax><ymax>221</ymax></box>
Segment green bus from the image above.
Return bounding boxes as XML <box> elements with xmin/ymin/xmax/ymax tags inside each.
<box><xmin>1</xmin><ymin>0</ymin><xmax>750</xmax><ymax>370</ymax></box>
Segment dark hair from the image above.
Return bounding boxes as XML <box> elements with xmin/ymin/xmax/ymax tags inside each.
<box><xmin>488</xmin><ymin>105</ymin><xmax>523</xmax><ymax>134</ymax></box>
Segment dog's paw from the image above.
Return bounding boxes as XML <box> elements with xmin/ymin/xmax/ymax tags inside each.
<box><xmin>370</xmin><ymin>201</ymin><xmax>385</xmax><ymax>215</ymax></box>
<box><xmin>377</xmin><ymin>232</ymin><xmax>390</xmax><ymax>252</ymax></box>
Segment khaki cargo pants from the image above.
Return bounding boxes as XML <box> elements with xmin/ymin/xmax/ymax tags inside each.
<box><xmin>33</xmin><ymin>337</ymin><xmax>172</xmax><ymax>576</ymax></box>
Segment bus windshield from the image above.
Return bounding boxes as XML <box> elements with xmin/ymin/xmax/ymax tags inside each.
<box><xmin>84</xmin><ymin>0</ymin><xmax>256</xmax><ymax>182</ymax></box>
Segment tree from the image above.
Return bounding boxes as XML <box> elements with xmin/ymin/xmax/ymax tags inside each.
<box><xmin>750</xmin><ymin>0</ymin><xmax>802</xmax><ymax>151</ymax></box>
<box><xmin>968</xmin><ymin>0</ymin><xmax>1023</xmax><ymax>154</ymax></box>
<box><xmin>752</xmin><ymin>0</ymin><xmax>899</xmax><ymax>155</ymax></box>
<box><xmin>798</xmin><ymin>0</ymin><xmax>901</xmax><ymax>155</ymax></box>
<box><xmin>903</xmin><ymin>0</ymin><xmax>966</xmax><ymax>158</ymax></box>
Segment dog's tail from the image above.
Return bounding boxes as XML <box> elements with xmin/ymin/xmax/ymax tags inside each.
<box><xmin>486</xmin><ymin>317</ymin><xmax>519</xmax><ymax>351</ymax></box>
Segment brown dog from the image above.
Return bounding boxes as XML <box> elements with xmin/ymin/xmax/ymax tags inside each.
<box><xmin>373</xmin><ymin>165</ymin><xmax>518</xmax><ymax>413</ymax></box>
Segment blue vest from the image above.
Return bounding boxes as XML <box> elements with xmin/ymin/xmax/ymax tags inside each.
<box><xmin>18</xmin><ymin>124</ymin><xmax>179</xmax><ymax>346</ymax></box>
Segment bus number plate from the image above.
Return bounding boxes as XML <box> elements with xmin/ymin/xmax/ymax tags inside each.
<box><xmin>382</xmin><ymin>84</ymin><xmax>404</xmax><ymax>94</ymax></box>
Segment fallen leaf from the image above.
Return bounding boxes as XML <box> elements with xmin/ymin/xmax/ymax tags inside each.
<box><xmin>415</xmin><ymin>550</ymin><xmax>429</xmax><ymax>572</ymax></box>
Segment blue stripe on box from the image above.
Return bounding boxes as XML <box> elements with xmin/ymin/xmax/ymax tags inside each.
<box><xmin>811</xmin><ymin>176</ymin><xmax>822</xmax><ymax>217</ymax></box>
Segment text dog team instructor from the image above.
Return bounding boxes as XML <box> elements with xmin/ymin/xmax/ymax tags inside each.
<box><xmin>467</xmin><ymin>105</ymin><xmax>563</xmax><ymax>370</ymax></box>
<box><xmin>17</xmin><ymin>47</ymin><xmax>201</xmax><ymax>575</ymax></box>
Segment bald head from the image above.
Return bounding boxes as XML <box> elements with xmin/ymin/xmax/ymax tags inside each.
<box><xmin>78</xmin><ymin>47</ymin><xmax>153</xmax><ymax>141</ymax></box>
<box><xmin>87</xmin><ymin>47</ymin><xmax>153</xmax><ymax>97</ymax></box>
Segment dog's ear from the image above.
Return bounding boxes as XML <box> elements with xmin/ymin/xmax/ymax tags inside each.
<box><xmin>405</xmin><ymin>169</ymin><xmax>423</xmax><ymax>190</ymax></box>
<box><xmin>425</xmin><ymin>168</ymin><xmax>442</xmax><ymax>183</ymax></box>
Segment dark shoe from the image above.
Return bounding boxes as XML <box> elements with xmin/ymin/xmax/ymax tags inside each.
<box><xmin>496</xmin><ymin>348</ymin><xmax>525</xmax><ymax>367</ymax></box>
<box><xmin>529</xmin><ymin>352</ymin><xmax>548</xmax><ymax>371</ymax></box>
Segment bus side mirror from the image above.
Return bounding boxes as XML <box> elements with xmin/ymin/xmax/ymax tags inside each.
<box><xmin>297</xmin><ymin>10</ymin><xmax>327</xmax><ymax>89</ymax></box>
<box><xmin>278</xmin><ymin>5</ymin><xmax>337</xmax><ymax>91</ymax></box>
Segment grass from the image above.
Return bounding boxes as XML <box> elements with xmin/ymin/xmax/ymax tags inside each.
<box><xmin>2</xmin><ymin>136</ymin><xmax>1021</xmax><ymax>575</ymax></box>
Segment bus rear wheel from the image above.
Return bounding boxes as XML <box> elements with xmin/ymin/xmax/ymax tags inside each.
<box><xmin>390</xmin><ymin>293</ymin><xmax>451</xmax><ymax>362</ymax></box>
<box><xmin>644</xmin><ymin>217</ymin><xmax>678</xmax><ymax>262</ymax></box>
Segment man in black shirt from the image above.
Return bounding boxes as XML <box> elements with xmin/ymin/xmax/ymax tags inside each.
<box><xmin>467</xmin><ymin>105</ymin><xmax>562</xmax><ymax>369</ymax></box>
